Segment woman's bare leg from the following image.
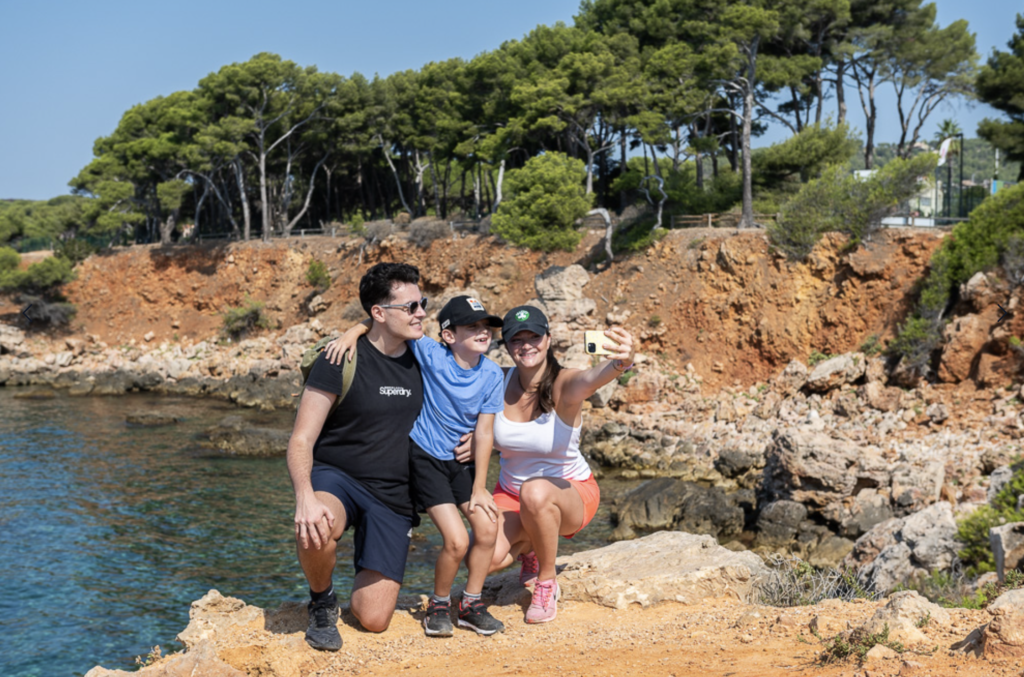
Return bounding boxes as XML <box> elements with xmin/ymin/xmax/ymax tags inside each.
<box><xmin>517</xmin><ymin>478</ymin><xmax>585</xmax><ymax>580</ymax></box>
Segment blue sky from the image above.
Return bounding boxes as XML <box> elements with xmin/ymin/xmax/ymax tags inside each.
<box><xmin>0</xmin><ymin>0</ymin><xmax>1019</xmax><ymax>200</ymax></box>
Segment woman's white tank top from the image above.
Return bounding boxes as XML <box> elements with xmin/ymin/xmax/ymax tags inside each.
<box><xmin>493</xmin><ymin>368</ymin><xmax>593</xmax><ymax>495</ymax></box>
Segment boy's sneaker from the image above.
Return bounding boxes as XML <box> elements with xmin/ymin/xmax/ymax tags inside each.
<box><xmin>518</xmin><ymin>551</ymin><xmax>539</xmax><ymax>586</ymax></box>
<box><xmin>305</xmin><ymin>597</ymin><xmax>342</xmax><ymax>651</ymax></box>
<box><xmin>423</xmin><ymin>598</ymin><xmax>454</xmax><ymax>637</ymax></box>
<box><xmin>457</xmin><ymin>597</ymin><xmax>505</xmax><ymax>635</ymax></box>
<box><xmin>525</xmin><ymin>578</ymin><xmax>559</xmax><ymax>624</ymax></box>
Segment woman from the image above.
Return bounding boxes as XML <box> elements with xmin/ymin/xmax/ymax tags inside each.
<box><xmin>482</xmin><ymin>305</ymin><xmax>634</xmax><ymax>624</ymax></box>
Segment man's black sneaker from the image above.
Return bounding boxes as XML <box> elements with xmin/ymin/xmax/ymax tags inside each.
<box><xmin>423</xmin><ymin>598</ymin><xmax>454</xmax><ymax>637</ymax></box>
<box><xmin>305</xmin><ymin>597</ymin><xmax>342</xmax><ymax>651</ymax></box>
<box><xmin>457</xmin><ymin>597</ymin><xmax>505</xmax><ymax>635</ymax></box>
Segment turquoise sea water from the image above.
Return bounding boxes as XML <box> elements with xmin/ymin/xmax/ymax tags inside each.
<box><xmin>0</xmin><ymin>390</ymin><xmax>620</xmax><ymax>676</ymax></box>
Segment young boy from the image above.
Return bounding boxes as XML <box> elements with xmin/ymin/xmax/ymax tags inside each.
<box><xmin>325</xmin><ymin>295</ymin><xmax>506</xmax><ymax>637</ymax></box>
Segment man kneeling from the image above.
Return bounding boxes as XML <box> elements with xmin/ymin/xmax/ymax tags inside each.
<box><xmin>286</xmin><ymin>262</ymin><xmax>425</xmax><ymax>650</ymax></box>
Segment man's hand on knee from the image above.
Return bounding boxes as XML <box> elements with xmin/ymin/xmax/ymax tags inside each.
<box><xmin>295</xmin><ymin>494</ymin><xmax>336</xmax><ymax>550</ymax></box>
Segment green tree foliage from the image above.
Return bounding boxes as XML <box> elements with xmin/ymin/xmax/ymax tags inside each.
<box><xmin>976</xmin><ymin>15</ymin><xmax>1024</xmax><ymax>181</ymax></box>
<box><xmin>957</xmin><ymin>462</ymin><xmax>1024</xmax><ymax>575</ymax></box>
<box><xmin>0</xmin><ymin>196</ymin><xmax>91</xmax><ymax>245</ymax></box>
<box><xmin>769</xmin><ymin>153</ymin><xmax>938</xmax><ymax>260</ymax></box>
<box><xmin>0</xmin><ymin>255</ymin><xmax>76</xmax><ymax>293</ymax></box>
<box><xmin>752</xmin><ymin>122</ymin><xmax>859</xmax><ymax>208</ymax></box>
<box><xmin>0</xmin><ymin>247</ymin><xmax>19</xmax><ymax>271</ymax></box>
<box><xmin>492</xmin><ymin>153</ymin><xmax>593</xmax><ymax>251</ymax></box>
<box><xmin>221</xmin><ymin>297</ymin><xmax>273</xmax><ymax>338</ymax></box>
<box><xmin>305</xmin><ymin>259</ymin><xmax>331</xmax><ymax>290</ymax></box>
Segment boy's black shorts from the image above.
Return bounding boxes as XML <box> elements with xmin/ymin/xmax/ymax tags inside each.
<box><xmin>409</xmin><ymin>438</ymin><xmax>476</xmax><ymax>511</ymax></box>
<box><xmin>310</xmin><ymin>464</ymin><xmax>413</xmax><ymax>584</ymax></box>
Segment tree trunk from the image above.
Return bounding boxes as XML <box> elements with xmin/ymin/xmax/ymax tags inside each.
<box><xmin>259</xmin><ymin>145</ymin><xmax>271</xmax><ymax>243</ymax></box>
<box><xmin>619</xmin><ymin>133</ymin><xmax>628</xmax><ymax>212</ymax></box>
<box><xmin>473</xmin><ymin>165</ymin><xmax>481</xmax><ymax>220</ymax></box>
<box><xmin>865</xmin><ymin>91</ymin><xmax>877</xmax><ymax>170</ymax></box>
<box><xmin>284</xmin><ymin>154</ymin><xmax>329</xmax><ymax>236</ymax></box>
<box><xmin>159</xmin><ymin>209</ymin><xmax>178</xmax><ymax>245</ymax></box>
<box><xmin>378</xmin><ymin>135</ymin><xmax>412</xmax><ymax>215</ymax></box>
<box><xmin>430</xmin><ymin>157</ymin><xmax>442</xmax><ymax>217</ymax></box>
<box><xmin>835</xmin><ymin>61</ymin><xmax>846</xmax><ymax>125</ymax></box>
<box><xmin>234</xmin><ymin>158</ymin><xmax>251</xmax><ymax>241</ymax></box>
<box><xmin>493</xmin><ymin>159</ymin><xmax>505</xmax><ymax>211</ymax></box>
<box><xmin>585</xmin><ymin>143</ymin><xmax>595</xmax><ymax>194</ymax></box>
<box><xmin>740</xmin><ymin>37</ymin><xmax>759</xmax><ymax>229</ymax></box>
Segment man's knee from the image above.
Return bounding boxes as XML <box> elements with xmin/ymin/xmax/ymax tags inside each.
<box><xmin>351</xmin><ymin>602</ymin><xmax>393</xmax><ymax>633</ymax></box>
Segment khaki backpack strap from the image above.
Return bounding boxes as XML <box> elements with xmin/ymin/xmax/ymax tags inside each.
<box><xmin>328</xmin><ymin>348</ymin><xmax>357</xmax><ymax>418</ymax></box>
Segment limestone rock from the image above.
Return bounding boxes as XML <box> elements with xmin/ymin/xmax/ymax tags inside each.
<box><xmin>756</xmin><ymin>500</ymin><xmax>807</xmax><ymax>546</ymax></box>
<box><xmin>0</xmin><ymin>323</ymin><xmax>26</xmax><ymax>355</ymax></box>
<box><xmin>84</xmin><ymin>641</ymin><xmax>245</xmax><ymax>677</ymax></box>
<box><xmin>938</xmin><ymin>314</ymin><xmax>989</xmax><ymax>383</ymax></box>
<box><xmin>989</xmin><ymin>465</ymin><xmax>1014</xmax><ymax>503</ymax></box>
<box><xmin>773</xmin><ymin>360</ymin><xmax>808</xmax><ymax>397</ymax></box>
<box><xmin>846</xmin><ymin>503</ymin><xmax>962</xmax><ymax>593</ymax></box>
<box><xmin>126</xmin><ymin>412</ymin><xmax>181</xmax><ymax>426</ymax></box>
<box><xmin>612</xmin><ymin>477</ymin><xmax>744</xmax><ymax>542</ymax></box>
<box><xmin>864</xmin><ymin>643</ymin><xmax>900</xmax><ymax>661</ymax></box>
<box><xmin>990</xmin><ymin>522</ymin><xmax>1024</xmax><ymax>583</ymax></box>
<box><xmin>202</xmin><ymin>417</ymin><xmax>290</xmax><ymax>457</ymax></box>
<box><xmin>307</xmin><ymin>294</ymin><xmax>327</xmax><ymax>315</ymax></box>
<box><xmin>858</xmin><ymin>591</ymin><xmax>949</xmax><ymax>646</ymax></box>
<box><xmin>486</xmin><ymin>531</ymin><xmax>769</xmax><ymax>610</ymax></box>
<box><xmin>177</xmin><ymin>590</ymin><xmax>263</xmax><ymax>651</ymax></box>
<box><xmin>761</xmin><ymin>428</ymin><xmax>886</xmax><ymax>511</ymax></box>
<box><xmin>860</xmin><ymin>381</ymin><xmax>902</xmax><ymax>412</ymax></box>
<box><xmin>957</xmin><ymin>590</ymin><xmax>1024</xmax><ymax>658</ymax></box>
<box><xmin>534</xmin><ymin>265</ymin><xmax>595</xmax><ymax>323</ymax></box>
<box><xmin>805</xmin><ymin>353</ymin><xmax>866</xmax><ymax>392</ymax></box>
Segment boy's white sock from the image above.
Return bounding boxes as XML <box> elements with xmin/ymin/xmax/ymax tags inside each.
<box><xmin>431</xmin><ymin>594</ymin><xmax>451</xmax><ymax>604</ymax></box>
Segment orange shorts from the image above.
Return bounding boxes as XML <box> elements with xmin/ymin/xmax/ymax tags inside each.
<box><xmin>493</xmin><ymin>475</ymin><xmax>600</xmax><ymax>539</ymax></box>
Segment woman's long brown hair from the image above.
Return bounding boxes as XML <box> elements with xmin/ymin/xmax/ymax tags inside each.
<box><xmin>536</xmin><ymin>344</ymin><xmax>562</xmax><ymax>414</ymax></box>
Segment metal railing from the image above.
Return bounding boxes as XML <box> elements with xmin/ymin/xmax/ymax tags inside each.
<box><xmin>671</xmin><ymin>213</ymin><xmax>781</xmax><ymax>228</ymax></box>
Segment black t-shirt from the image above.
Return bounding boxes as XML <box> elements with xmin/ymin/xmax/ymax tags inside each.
<box><xmin>305</xmin><ymin>335</ymin><xmax>423</xmax><ymax>517</ymax></box>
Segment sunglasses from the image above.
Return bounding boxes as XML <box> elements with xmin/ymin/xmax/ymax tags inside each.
<box><xmin>378</xmin><ymin>296</ymin><xmax>429</xmax><ymax>315</ymax></box>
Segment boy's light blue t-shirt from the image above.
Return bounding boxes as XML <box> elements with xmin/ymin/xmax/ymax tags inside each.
<box><xmin>408</xmin><ymin>336</ymin><xmax>505</xmax><ymax>461</ymax></box>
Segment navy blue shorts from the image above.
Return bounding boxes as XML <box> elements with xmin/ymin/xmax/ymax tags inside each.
<box><xmin>310</xmin><ymin>465</ymin><xmax>413</xmax><ymax>584</ymax></box>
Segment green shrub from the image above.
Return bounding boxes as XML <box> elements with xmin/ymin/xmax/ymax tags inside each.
<box><xmin>350</xmin><ymin>210</ymin><xmax>366</xmax><ymax>235</ymax></box>
<box><xmin>617</xmin><ymin>368</ymin><xmax>637</xmax><ymax>386</ymax></box>
<box><xmin>407</xmin><ymin>219</ymin><xmax>450</xmax><ymax>248</ymax></box>
<box><xmin>808</xmin><ymin>350</ymin><xmax>834</xmax><ymax>367</ymax></box>
<box><xmin>648</xmin><ymin>314</ymin><xmax>662</xmax><ymax>328</ymax></box>
<box><xmin>769</xmin><ymin>154</ymin><xmax>939</xmax><ymax>261</ymax></box>
<box><xmin>492</xmin><ymin>152</ymin><xmax>593</xmax><ymax>252</ymax></box>
<box><xmin>221</xmin><ymin>296</ymin><xmax>273</xmax><ymax>338</ymax></box>
<box><xmin>957</xmin><ymin>462</ymin><xmax>1024</xmax><ymax>575</ymax></box>
<box><xmin>55</xmin><ymin>238</ymin><xmax>97</xmax><ymax>266</ymax></box>
<box><xmin>885</xmin><ymin>315</ymin><xmax>943</xmax><ymax>376</ymax></box>
<box><xmin>817</xmin><ymin>624</ymin><xmax>904</xmax><ymax>664</ymax></box>
<box><xmin>306</xmin><ymin>259</ymin><xmax>331</xmax><ymax>290</ymax></box>
<box><xmin>859</xmin><ymin>334</ymin><xmax>883</xmax><ymax>357</ymax></box>
<box><xmin>0</xmin><ymin>246</ymin><xmax>19</xmax><ymax>271</ymax></box>
<box><xmin>0</xmin><ymin>256</ymin><xmax>76</xmax><ymax>293</ymax></box>
<box><xmin>612</xmin><ymin>217</ymin><xmax>668</xmax><ymax>253</ymax></box>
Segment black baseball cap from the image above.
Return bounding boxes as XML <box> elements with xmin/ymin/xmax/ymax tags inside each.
<box><xmin>501</xmin><ymin>305</ymin><xmax>550</xmax><ymax>342</ymax></box>
<box><xmin>438</xmin><ymin>295</ymin><xmax>502</xmax><ymax>332</ymax></box>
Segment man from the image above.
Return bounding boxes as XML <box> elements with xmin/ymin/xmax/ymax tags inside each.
<box><xmin>286</xmin><ymin>262</ymin><xmax>426</xmax><ymax>651</ymax></box>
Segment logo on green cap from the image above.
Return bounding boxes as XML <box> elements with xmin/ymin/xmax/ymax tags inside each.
<box><xmin>515</xmin><ymin>310</ymin><xmax>530</xmax><ymax>321</ymax></box>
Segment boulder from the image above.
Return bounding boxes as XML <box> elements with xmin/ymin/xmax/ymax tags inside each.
<box><xmin>0</xmin><ymin>323</ymin><xmax>26</xmax><ymax>355</ymax></box>
<box><xmin>989</xmin><ymin>465</ymin><xmax>1015</xmax><ymax>503</ymax></box>
<box><xmin>534</xmin><ymin>265</ymin><xmax>595</xmax><ymax>323</ymax></box>
<box><xmin>126</xmin><ymin>412</ymin><xmax>181</xmax><ymax>427</ymax></box>
<box><xmin>805</xmin><ymin>353</ymin><xmax>866</xmax><ymax>392</ymax></box>
<box><xmin>84</xmin><ymin>640</ymin><xmax>245</xmax><ymax>677</ymax></box>
<box><xmin>860</xmin><ymin>381</ymin><xmax>902</xmax><ymax>412</ymax></box>
<box><xmin>202</xmin><ymin>417</ymin><xmax>291</xmax><ymax>457</ymax></box>
<box><xmin>990</xmin><ymin>522</ymin><xmax>1024</xmax><ymax>583</ymax></box>
<box><xmin>956</xmin><ymin>589</ymin><xmax>1024</xmax><ymax>658</ymax></box>
<box><xmin>773</xmin><ymin>360</ymin><xmax>808</xmax><ymax>397</ymax></box>
<box><xmin>755</xmin><ymin>500</ymin><xmax>807</xmax><ymax>546</ymax></box>
<box><xmin>484</xmin><ymin>531</ymin><xmax>769</xmax><ymax>609</ymax></box>
<box><xmin>822</xmin><ymin>488</ymin><xmax>894</xmax><ymax>539</ymax></box>
<box><xmin>761</xmin><ymin>428</ymin><xmax>887</xmax><ymax>511</ymax></box>
<box><xmin>858</xmin><ymin>590</ymin><xmax>949</xmax><ymax>646</ymax></box>
<box><xmin>177</xmin><ymin>589</ymin><xmax>263</xmax><ymax>651</ymax></box>
<box><xmin>612</xmin><ymin>478</ymin><xmax>744</xmax><ymax>542</ymax></box>
<box><xmin>937</xmin><ymin>314</ymin><xmax>989</xmax><ymax>383</ymax></box>
<box><xmin>846</xmin><ymin>503</ymin><xmax>962</xmax><ymax>593</ymax></box>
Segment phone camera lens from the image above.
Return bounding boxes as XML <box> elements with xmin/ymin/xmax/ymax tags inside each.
<box><xmin>587</xmin><ymin>343</ymin><xmax>596</xmax><ymax>353</ymax></box>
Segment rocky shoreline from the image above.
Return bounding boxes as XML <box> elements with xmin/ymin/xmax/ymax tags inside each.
<box><xmin>83</xmin><ymin>532</ymin><xmax>1024</xmax><ymax>677</ymax></box>
<box><xmin>3</xmin><ymin>263</ymin><xmax>1023</xmax><ymax>590</ymax></box>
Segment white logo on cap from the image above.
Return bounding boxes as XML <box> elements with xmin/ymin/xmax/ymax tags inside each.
<box><xmin>467</xmin><ymin>298</ymin><xmax>485</xmax><ymax>311</ymax></box>
<box><xmin>516</xmin><ymin>310</ymin><xmax>530</xmax><ymax>321</ymax></box>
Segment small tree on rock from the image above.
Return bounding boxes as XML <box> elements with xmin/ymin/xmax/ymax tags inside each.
<box><xmin>491</xmin><ymin>152</ymin><xmax>593</xmax><ymax>252</ymax></box>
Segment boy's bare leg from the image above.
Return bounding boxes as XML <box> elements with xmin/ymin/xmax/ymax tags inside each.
<box><xmin>425</xmin><ymin>503</ymin><xmax>469</xmax><ymax>597</ymax></box>
<box><xmin>460</xmin><ymin>502</ymin><xmax>498</xmax><ymax>595</ymax></box>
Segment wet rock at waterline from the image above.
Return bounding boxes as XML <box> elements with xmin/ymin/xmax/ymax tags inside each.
<box><xmin>201</xmin><ymin>416</ymin><xmax>291</xmax><ymax>457</ymax></box>
<box><xmin>610</xmin><ymin>477</ymin><xmax>745</xmax><ymax>543</ymax></box>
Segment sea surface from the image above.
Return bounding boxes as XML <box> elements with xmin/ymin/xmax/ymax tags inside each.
<box><xmin>0</xmin><ymin>390</ymin><xmax>625</xmax><ymax>676</ymax></box>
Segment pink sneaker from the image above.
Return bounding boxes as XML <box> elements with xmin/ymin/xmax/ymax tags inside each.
<box><xmin>525</xmin><ymin>578</ymin><xmax>559</xmax><ymax>624</ymax></box>
<box><xmin>517</xmin><ymin>551</ymin><xmax>539</xmax><ymax>586</ymax></box>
